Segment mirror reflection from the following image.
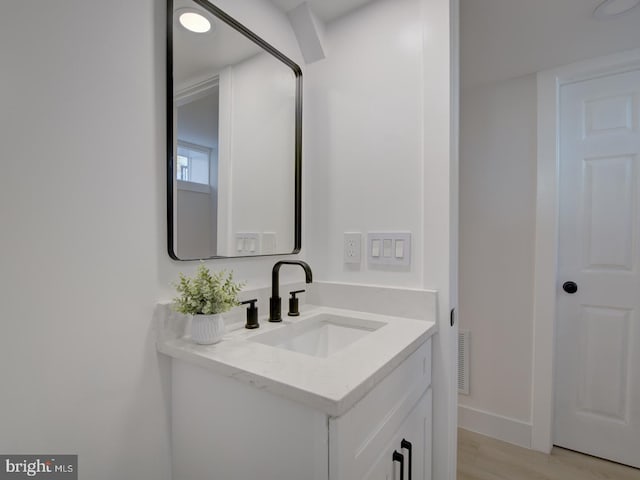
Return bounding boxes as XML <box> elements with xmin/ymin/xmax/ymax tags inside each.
<box><xmin>169</xmin><ymin>0</ymin><xmax>301</xmax><ymax>260</ymax></box>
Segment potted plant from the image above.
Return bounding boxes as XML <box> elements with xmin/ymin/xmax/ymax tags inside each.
<box><xmin>173</xmin><ymin>264</ymin><xmax>245</xmax><ymax>345</ymax></box>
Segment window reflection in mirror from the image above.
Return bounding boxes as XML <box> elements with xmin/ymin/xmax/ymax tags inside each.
<box><xmin>169</xmin><ymin>0</ymin><xmax>302</xmax><ymax>260</ymax></box>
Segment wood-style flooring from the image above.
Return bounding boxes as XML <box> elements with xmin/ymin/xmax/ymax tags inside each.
<box><xmin>457</xmin><ymin>428</ymin><xmax>640</xmax><ymax>480</ymax></box>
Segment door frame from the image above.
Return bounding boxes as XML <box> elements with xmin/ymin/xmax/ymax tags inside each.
<box><xmin>532</xmin><ymin>47</ymin><xmax>640</xmax><ymax>453</ymax></box>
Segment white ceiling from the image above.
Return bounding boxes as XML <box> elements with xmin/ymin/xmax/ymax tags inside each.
<box><xmin>173</xmin><ymin>0</ymin><xmax>262</xmax><ymax>87</ymax></box>
<box><xmin>270</xmin><ymin>0</ymin><xmax>375</xmax><ymax>22</ymax></box>
<box><xmin>175</xmin><ymin>0</ymin><xmax>373</xmax><ymax>86</ymax></box>
<box><xmin>461</xmin><ymin>0</ymin><xmax>640</xmax><ymax>89</ymax></box>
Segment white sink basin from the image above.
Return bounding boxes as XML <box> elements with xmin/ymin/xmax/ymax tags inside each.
<box><xmin>250</xmin><ymin>313</ymin><xmax>385</xmax><ymax>358</ymax></box>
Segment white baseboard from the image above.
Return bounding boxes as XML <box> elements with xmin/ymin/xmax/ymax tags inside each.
<box><xmin>458</xmin><ymin>404</ymin><xmax>532</xmax><ymax>448</ymax></box>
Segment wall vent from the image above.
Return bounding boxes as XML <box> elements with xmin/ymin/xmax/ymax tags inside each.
<box><xmin>458</xmin><ymin>329</ymin><xmax>470</xmax><ymax>395</ymax></box>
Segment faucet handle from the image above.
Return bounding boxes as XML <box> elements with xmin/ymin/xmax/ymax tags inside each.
<box><xmin>241</xmin><ymin>299</ymin><xmax>259</xmax><ymax>329</ymax></box>
<box><xmin>288</xmin><ymin>290</ymin><xmax>305</xmax><ymax>317</ymax></box>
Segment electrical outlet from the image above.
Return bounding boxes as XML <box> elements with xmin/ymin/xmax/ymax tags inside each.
<box><xmin>262</xmin><ymin>232</ymin><xmax>276</xmax><ymax>254</ymax></box>
<box><xmin>343</xmin><ymin>232</ymin><xmax>362</xmax><ymax>264</ymax></box>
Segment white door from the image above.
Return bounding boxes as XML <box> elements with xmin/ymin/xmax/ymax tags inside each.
<box><xmin>555</xmin><ymin>68</ymin><xmax>640</xmax><ymax>468</ymax></box>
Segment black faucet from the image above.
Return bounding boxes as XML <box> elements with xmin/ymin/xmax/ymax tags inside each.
<box><xmin>269</xmin><ymin>260</ymin><xmax>313</xmax><ymax>322</ymax></box>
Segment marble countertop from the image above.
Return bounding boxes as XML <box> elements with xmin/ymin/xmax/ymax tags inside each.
<box><xmin>157</xmin><ymin>304</ymin><xmax>437</xmax><ymax>417</ymax></box>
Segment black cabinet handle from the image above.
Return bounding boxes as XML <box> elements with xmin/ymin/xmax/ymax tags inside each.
<box><xmin>393</xmin><ymin>450</ymin><xmax>404</xmax><ymax>480</ymax></box>
<box><xmin>401</xmin><ymin>439</ymin><xmax>412</xmax><ymax>480</ymax></box>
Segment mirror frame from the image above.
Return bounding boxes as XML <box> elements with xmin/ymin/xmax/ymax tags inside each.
<box><xmin>167</xmin><ymin>0</ymin><xmax>303</xmax><ymax>260</ymax></box>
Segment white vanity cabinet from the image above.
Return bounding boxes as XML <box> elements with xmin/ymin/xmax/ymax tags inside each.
<box><xmin>329</xmin><ymin>340</ymin><xmax>431</xmax><ymax>480</ymax></box>
<box><xmin>170</xmin><ymin>338</ymin><xmax>432</xmax><ymax>480</ymax></box>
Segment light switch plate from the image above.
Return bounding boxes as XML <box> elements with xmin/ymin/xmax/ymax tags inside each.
<box><xmin>343</xmin><ymin>232</ymin><xmax>362</xmax><ymax>264</ymax></box>
<box><xmin>262</xmin><ymin>232</ymin><xmax>277</xmax><ymax>254</ymax></box>
<box><xmin>235</xmin><ymin>233</ymin><xmax>260</xmax><ymax>255</ymax></box>
<box><xmin>367</xmin><ymin>232</ymin><xmax>411</xmax><ymax>266</ymax></box>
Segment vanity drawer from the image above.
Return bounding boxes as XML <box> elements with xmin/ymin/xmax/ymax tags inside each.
<box><xmin>329</xmin><ymin>338</ymin><xmax>431</xmax><ymax>480</ymax></box>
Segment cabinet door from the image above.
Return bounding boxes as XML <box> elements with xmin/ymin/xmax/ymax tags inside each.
<box><xmin>364</xmin><ymin>388</ymin><xmax>432</xmax><ymax>480</ymax></box>
<box><xmin>329</xmin><ymin>341</ymin><xmax>431</xmax><ymax>480</ymax></box>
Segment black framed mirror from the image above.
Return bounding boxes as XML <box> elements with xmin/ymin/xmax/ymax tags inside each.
<box><xmin>167</xmin><ymin>0</ymin><xmax>302</xmax><ymax>260</ymax></box>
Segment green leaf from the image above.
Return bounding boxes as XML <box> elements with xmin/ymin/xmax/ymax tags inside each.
<box><xmin>171</xmin><ymin>263</ymin><xmax>245</xmax><ymax>315</ymax></box>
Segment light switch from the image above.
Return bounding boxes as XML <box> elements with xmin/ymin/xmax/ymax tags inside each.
<box><xmin>367</xmin><ymin>232</ymin><xmax>411</xmax><ymax>267</ymax></box>
<box><xmin>383</xmin><ymin>239</ymin><xmax>392</xmax><ymax>257</ymax></box>
<box><xmin>235</xmin><ymin>233</ymin><xmax>259</xmax><ymax>254</ymax></box>
<box><xmin>371</xmin><ymin>239</ymin><xmax>381</xmax><ymax>257</ymax></box>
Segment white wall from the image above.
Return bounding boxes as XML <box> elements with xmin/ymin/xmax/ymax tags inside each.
<box><xmin>458</xmin><ymin>74</ymin><xmax>538</xmax><ymax>443</ymax></box>
<box><xmin>0</xmin><ymin>1</ymin><xmax>171</xmax><ymax>477</ymax></box>
<box><xmin>0</xmin><ymin>0</ymin><xmax>305</xmax><ymax>478</ymax></box>
<box><xmin>305</xmin><ymin>0</ymin><xmax>424</xmax><ymax>287</ymax></box>
<box><xmin>177</xmin><ymin>90</ymin><xmax>219</xmax><ymax>149</ymax></box>
<box><xmin>226</xmin><ymin>52</ymin><xmax>296</xmax><ymax>255</ymax></box>
<box><xmin>423</xmin><ymin>0</ymin><xmax>459</xmax><ymax>475</ymax></box>
<box><xmin>177</xmin><ymin>187</ymin><xmax>213</xmax><ymax>258</ymax></box>
<box><xmin>305</xmin><ymin>0</ymin><xmax>459</xmax><ymax>477</ymax></box>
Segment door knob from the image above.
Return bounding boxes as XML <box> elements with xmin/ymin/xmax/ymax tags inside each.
<box><xmin>562</xmin><ymin>281</ymin><xmax>578</xmax><ymax>294</ymax></box>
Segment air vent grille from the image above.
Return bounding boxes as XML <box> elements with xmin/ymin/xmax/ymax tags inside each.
<box><xmin>458</xmin><ymin>329</ymin><xmax>470</xmax><ymax>395</ymax></box>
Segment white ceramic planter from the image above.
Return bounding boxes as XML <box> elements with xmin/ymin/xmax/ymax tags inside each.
<box><xmin>191</xmin><ymin>314</ymin><xmax>225</xmax><ymax>345</ymax></box>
